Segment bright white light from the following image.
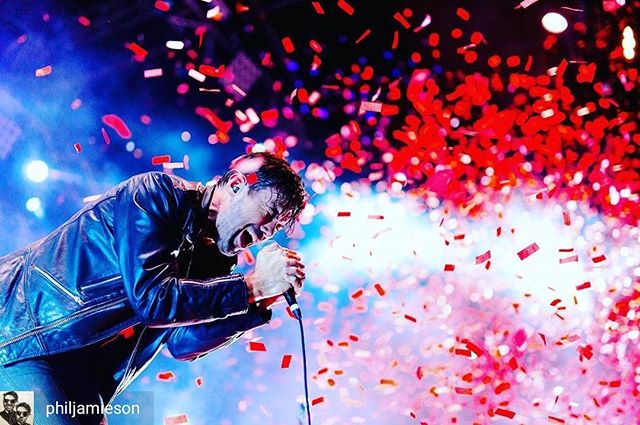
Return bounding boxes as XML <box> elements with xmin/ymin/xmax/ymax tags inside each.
<box><xmin>622</xmin><ymin>26</ymin><xmax>636</xmax><ymax>60</ymax></box>
<box><xmin>165</xmin><ymin>40</ymin><xmax>185</xmax><ymax>50</ymax></box>
<box><xmin>25</xmin><ymin>197</ymin><xmax>41</xmax><ymax>212</ymax></box>
<box><xmin>25</xmin><ymin>160</ymin><xmax>49</xmax><ymax>183</ymax></box>
<box><xmin>542</xmin><ymin>12</ymin><xmax>568</xmax><ymax>34</ymax></box>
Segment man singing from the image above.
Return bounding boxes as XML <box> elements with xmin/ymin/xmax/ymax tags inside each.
<box><xmin>0</xmin><ymin>152</ymin><xmax>307</xmax><ymax>425</ymax></box>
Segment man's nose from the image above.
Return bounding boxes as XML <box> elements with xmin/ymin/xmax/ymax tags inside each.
<box><xmin>259</xmin><ymin>222</ymin><xmax>277</xmax><ymax>240</ymax></box>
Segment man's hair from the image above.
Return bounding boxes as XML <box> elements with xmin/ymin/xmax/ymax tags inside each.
<box><xmin>220</xmin><ymin>152</ymin><xmax>307</xmax><ymax>231</ymax></box>
<box><xmin>15</xmin><ymin>402</ymin><xmax>30</xmax><ymax>414</ymax></box>
<box><xmin>3</xmin><ymin>392</ymin><xmax>17</xmax><ymax>400</ymax></box>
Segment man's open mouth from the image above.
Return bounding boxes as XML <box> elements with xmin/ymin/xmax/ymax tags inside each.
<box><xmin>236</xmin><ymin>226</ymin><xmax>254</xmax><ymax>249</ymax></box>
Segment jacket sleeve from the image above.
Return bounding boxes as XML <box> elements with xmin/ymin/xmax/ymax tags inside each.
<box><xmin>166</xmin><ymin>304</ymin><xmax>272</xmax><ymax>361</ymax></box>
<box><xmin>114</xmin><ymin>172</ymin><xmax>251</xmax><ymax>328</ymax></box>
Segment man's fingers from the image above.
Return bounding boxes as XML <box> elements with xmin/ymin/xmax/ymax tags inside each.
<box><xmin>284</xmin><ymin>251</ymin><xmax>301</xmax><ymax>261</ymax></box>
<box><xmin>286</xmin><ymin>260</ymin><xmax>305</xmax><ymax>270</ymax></box>
<box><xmin>286</xmin><ymin>267</ymin><xmax>305</xmax><ymax>280</ymax></box>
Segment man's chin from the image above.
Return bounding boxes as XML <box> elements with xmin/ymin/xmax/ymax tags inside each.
<box><xmin>218</xmin><ymin>240</ymin><xmax>240</xmax><ymax>257</ymax></box>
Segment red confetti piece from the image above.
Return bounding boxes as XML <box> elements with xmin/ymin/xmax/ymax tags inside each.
<box><xmin>496</xmin><ymin>227</ymin><xmax>502</xmax><ymax>237</ymax></box>
<box><xmin>73</xmin><ymin>143</ymin><xmax>82</xmax><ymax>153</ymax></box>
<box><xmin>157</xmin><ymin>371</ymin><xmax>175</xmax><ymax>381</ymax></box>
<box><xmin>102</xmin><ymin>114</ymin><xmax>132</xmax><ymax>139</ymax></box>
<box><xmin>350</xmin><ymin>288</ymin><xmax>364</xmax><ymax>299</ymax></box>
<box><xmin>155</xmin><ymin>1</ymin><xmax>171</xmax><ymax>12</ymax></box>
<box><xmin>506</xmin><ymin>55</ymin><xmax>521</xmax><ymax>67</ymax></box>
<box><xmin>198</xmin><ymin>64</ymin><xmax>225</xmax><ymax>78</ymax></box>
<box><xmin>548</xmin><ymin>416</ymin><xmax>566</xmax><ymax>424</ymax></box>
<box><xmin>591</xmin><ymin>254</ymin><xmax>606</xmax><ymax>263</ymax></box>
<box><xmin>311</xmin><ymin>55</ymin><xmax>322</xmax><ymax>70</ymax></box>
<box><xmin>367</xmin><ymin>214</ymin><xmax>384</xmax><ymax>220</ymax></box>
<box><xmin>578</xmin><ymin>344</ymin><xmax>593</xmax><ymax>360</ymax></box>
<box><xmin>576</xmin><ymin>282</ymin><xmax>591</xmax><ymax>291</ymax></box>
<box><xmin>495</xmin><ymin>382</ymin><xmax>511</xmax><ymax>394</ymax></box>
<box><xmin>77</xmin><ymin>16</ymin><xmax>91</xmax><ymax>27</ymax></box>
<box><xmin>550</xmin><ymin>299</ymin><xmax>562</xmax><ymax>307</ymax></box>
<box><xmin>404</xmin><ymin>314</ymin><xmax>417</xmax><ymax>323</ymax></box>
<box><xmin>576</xmin><ymin>63</ymin><xmax>597</xmax><ymax>83</ymax></box>
<box><xmin>455</xmin><ymin>348</ymin><xmax>472</xmax><ymax>357</ymax></box>
<box><xmin>282</xmin><ymin>37</ymin><xmax>295</xmax><ymax>54</ymax></box>
<box><xmin>456</xmin><ymin>7</ymin><xmax>470</xmax><ymax>21</ymax></box>
<box><xmin>562</xmin><ymin>211</ymin><xmax>571</xmax><ymax>225</ymax></box>
<box><xmin>337</xmin><ymin>211</ymin><xmax>351</xmax><ymax>217</ymax></box>
<box><xmin>538</xmin><ymin>333</ymin><xmax>547</xmax><ymax>345</ymax></box>
<box><xmin>337</xmin><ymin>0</ymin><xmax>354</xmax><ymax>15</ymax></box>
<box><xmin>517</xmin><ymin>243</ymin><xmax>540</xmax><ymax>260</ymax></box>
<box><xmin>281</xmin><ymin>354</ymin><xmax>292</xmax><ymax>369</ymax></box>
<box><xmin>381</xmin><ymin>104</ymin><xmax>399</xmax><ymax>116</ymax></box>
<box><xmin>494</xmin><ymin>408</ymin><xmax>515</xmax><ymax>419</ymax></box>
<box><xmin>444</xmin><ymin>264</ymin><xmax>455</xmax><ymax>272</ymax></box>
<box><xmin>311</xmin><ymin>396</ymin><xmax>324</xmax><ymax>406</ymax></box>
<box><xmin>509</xmin><ymin>357</ymin><xmax>518</xmax><ymax>370</ymax></box>
<box><xmin>125</xmin><ymin>42</ymin><xmax>148</xmax><ymax>58</ymax></box>
<box><xmin>455</xmin><ymin>387</ymin><xmax>472</xmax><ymax>395</ymax></box>
<box><xmin>101</xmin><ymin>128</ymin><xmax>111</xmax><ymax>145</ymax></box>
<box><xmin>373</xmin><ymin>283</ymin><xmax>386</xmax><ymax>296</ymax></box>
<box><xmin>475</xmin><ymin>250</ymin><xmax>491</xmax><ymax>264</ymax></box>
<box><xmin>514</xmin><ymin>329</ymin><xmax>527</xmax><ymax>347</ymax></box>
<box><xmin>355</xmin><ymin>29</ymin><xmax>371</xmax><ymax>44</ymax></box>
<box><xmin>248</xmin><ymin>341</ymin><xmax>267</xmax><ymax>352</ymax></box>
<box><xmin>163</xmin><ymin>414</ymin><xmax>188</xmax><ymax>425</ymax></box>
<box><xmin>309</xmin><ymin>40</ymin><xmax>322</xmax><ymax>53</ymax></box>
<box><xmin>152</xmin><ymin>155</ymin><xmax>171</xmax><ymax>165</ymax></box>
<box><xmin>465</xmin><ymin>340</ymin><xmax>483</xmax><ymax>357</ymax></box>
<box><xmin>246</xmin><ymin>172</ymin><xmax>258</xmax><ymax>185</ymax></box>
<box><xmin>311</xmin><ymin>1</ymin><xmax>324</xmax><ymax>14</ymax></box>
<box><xmin>194</xmin><ymin>107</ymin><xmax>232</xmax><ymax>133</ymax></box>
<box><xmin>391</xmin><ymin>30</ymin><xmax>399</xmax><ymax>49</ymax></box>
<box><xmin>35</xmin><ymin>65</ymin><xmax>52</xmax><ymax>77</ymax></box>
<box><xmin>559</xmin><ymin>255</ymin><xmax>578</xmax><ymax>264</ymax></box>
<box><xmin>524</xmin><ymin>55</ymin><xmax>533</xmax><ymax>72</ymax></box>
<box><xmin>119</xmin><ymin>326</ymin><xmax>135</xmax><ymax>339</ymax></box>
<box><xmin>195</xmin><ymin>377</ymin><xmax>203</xmax><ymax>387</ymax></box>
<box><xmin>393</xmin><ymin>12</ymin><xmax>411</xmax><ymax>29</ymax></box>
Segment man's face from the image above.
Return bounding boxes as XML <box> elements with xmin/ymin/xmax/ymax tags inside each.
<box><xmin>15</xmin><ymin>408</ymin><xmax>29</xmax><ymax>424</ymax></box>
<box><xmin>214</xmin><ymin>185</ymin><xmax>287</xmax><ymax>256</ymax></box>
<box><xmin>3</xmin><ymin>395</ymin><xmax>16</xmax><ymax>412</ymax></box>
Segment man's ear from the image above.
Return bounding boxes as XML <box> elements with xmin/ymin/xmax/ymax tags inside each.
<box><xmin>226</xmin><ymin>170</ymin><xmax>248</xmax><ymax>194</ymax></box>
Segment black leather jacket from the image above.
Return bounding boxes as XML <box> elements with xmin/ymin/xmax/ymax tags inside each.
<box><xmin>0</xmin><ymin>172</ymin><xmax>270</xmax><ymax>399</ymax></box>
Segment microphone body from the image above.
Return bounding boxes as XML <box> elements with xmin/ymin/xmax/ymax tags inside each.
<box><xmin>284</xmin><ymin>288</ymin><xmax>302</xmax><ymax>319</ymax></box>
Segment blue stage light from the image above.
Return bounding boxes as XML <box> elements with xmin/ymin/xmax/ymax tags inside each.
<box><xmin>25</xmin><ymin>197</ymin><xmax>41</xmax><ymax>212</ymax></box>
<box><xmin>25</xmin><ymin>160</ymin><xmax>49</xmax><ymax>183</ymax></box>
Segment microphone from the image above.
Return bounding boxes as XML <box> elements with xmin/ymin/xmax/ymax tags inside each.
<box><xmin>284</xmin><ymin>287</ymin><xmax>302</xmax><ymax>319</ymax></box>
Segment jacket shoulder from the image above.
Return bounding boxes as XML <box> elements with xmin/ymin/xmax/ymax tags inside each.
<box><xmin>117</xmin><ymin>172</ymin><xmax>199</xmax><ymax>223</ymax></box>
<box><xmin>124</xmin><ymin>172</ymin><xmax>196</xmax><ymax>193</ymax></box>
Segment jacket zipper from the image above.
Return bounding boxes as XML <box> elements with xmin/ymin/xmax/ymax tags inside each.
<box><xmin>113</xmin><ymin>326</ymin><xmax>146</xmax><ymax>398</ymax></box>
<box><xmin>80</xmin><ymin>275</ymin><xmax>121</xmax><ymax>293</ymax></box>
<box><xmin>33</xmin><ymin>265</ymin><xmax>85</xmax><ymax>305</ymax></box>
<box><xmin>0</xmin><ymin>296</ymin><xmax>127</xmax><ymax>350</ymax></box>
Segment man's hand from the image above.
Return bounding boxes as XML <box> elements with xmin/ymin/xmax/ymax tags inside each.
<box><xmin>245</xmin><ymin>243</ymin><xmax>305</xmax><ymax>308</ymax></box>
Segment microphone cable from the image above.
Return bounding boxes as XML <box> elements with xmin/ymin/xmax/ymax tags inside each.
<box><xmin>297</xmin><ymin>315</ymin><xmax>312</xmax><ymax>425</ymax></box>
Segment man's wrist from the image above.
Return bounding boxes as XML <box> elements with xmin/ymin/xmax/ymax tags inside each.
<box><xmin>244</xmin><ymin>274</ymin><xmax>256</xmax><ymax>304</ymax></box>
